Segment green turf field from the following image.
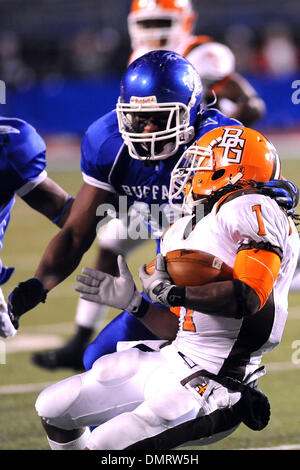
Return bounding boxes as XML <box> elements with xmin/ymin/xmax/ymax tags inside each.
<box><xmin>0</xmin><ymin>159</ymin><xmax>299</xmax><ymax>450</ymax></box>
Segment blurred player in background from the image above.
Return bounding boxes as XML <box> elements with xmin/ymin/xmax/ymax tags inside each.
<box><xmin>128</xmin><ymin>0</ymin><xmax>266</xmax><ymax>125</ymax></box>
<box><xmin>0</xmin><ymin>117</ymin><xmax>73</xmax><ymax>339</ymax></box>
<box><xmin>33</xmin><ymin>126</ymin><xmax>299</xmax><ymax>450</ymax></box>
<box><xmin>31</xmin><ymin>0</ymin><xmax>271</xmax><ymax>372</ymax></box>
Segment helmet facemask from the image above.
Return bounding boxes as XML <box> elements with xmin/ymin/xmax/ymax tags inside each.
<box><xmin>118</xmin><ymin>50</ymin><xmax>203</xmax><ymax>160</ymax></box>
<box><xmin>169</xmin><ymin>143</ymin><xmax>214</xmax><ymax>212</ymax></box>
<box><xmin>169</xmin><ymin>140</ymin><xmax>247</xmax><ymax>214</ymax></box>
<box><xmin>169</xmin><ymin>126</ymin><xmax>281</xmax><ymax>215</ymax></box>
<box><xmin>117</xmin><ymin>98</ymin><xmax>195</xmax><ymax>161</ymax></box>
<box><xmin>128</xmin><ymin>11</ymin><xmax>189</xmax><ymax>51</ymax></box>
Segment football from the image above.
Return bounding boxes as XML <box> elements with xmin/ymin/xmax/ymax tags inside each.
<box><xmin>145</xmin><ymin>249</ymin><xmax>233</xmax><ymax>287</ymax></box>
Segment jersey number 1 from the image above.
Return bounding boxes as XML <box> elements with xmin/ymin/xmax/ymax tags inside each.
<box><xmin>183</xmin><ymin>309</ymin><xmax>196</xmax><ymax>332</ymax></box>
<box><xmin>252</xmin><ymin>204</ymin><xmax>266</xmax><ymax>236</ymax></box>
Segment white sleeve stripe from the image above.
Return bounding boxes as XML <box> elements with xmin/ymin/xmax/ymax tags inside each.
<box><xmin>274</xmin><ymin>152</ymin><xmax>281</xmax><ymax>179</ymax></box>
<box><xmin>82</xmin><ymin>173</ymin><xmax>117</xmax><ymax>193</ymax></box>
<box><xmin>16</xmin><ymin>170</ymin><xmax>48</xmax><ymax>197</ymax></box>
<box><xmin>108</xmin><ymin>142</ymin><xmax>125</xmax><ymax>186</ymax></box>
<box><xmin>245</xmin><ymin>254</ymin><xmax>276</xmax><ymax>282</ymax></box>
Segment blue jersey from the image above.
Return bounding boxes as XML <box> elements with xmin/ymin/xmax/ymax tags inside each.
<box><xmin>82</xmin><ymin>108</ymin><xmax>242</xmax><ymax>370</ymax></box>
<box><xmin>0</xmin><ymin>117</ymin><xmax>47</xmax><ymax>284</ymax></box>
<box><xmin>81</xmin><ymin>108</ymin><xmax>241</xmax><ymax>233</ymax></box>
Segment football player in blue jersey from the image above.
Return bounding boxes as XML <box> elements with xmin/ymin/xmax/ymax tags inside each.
<box><xmin>0</xmin><ymin>117</ymin><xmax>74</xmax><ymax>338</ymax></box>
<box><xmin>8</xmin><ymin>51</ymin><xmax>299</xmax><ymax>370</ymax></box>
<box><xmin>29</xmin><ymin>3</ymin><xmax>295</xmax><ymax>371</ymax></box>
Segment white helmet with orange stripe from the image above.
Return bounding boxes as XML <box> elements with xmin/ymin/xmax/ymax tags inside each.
<box><xmin>128</xmin><ymin>0</ymin><xmax>196</xmax><ymax>52</ymax></box>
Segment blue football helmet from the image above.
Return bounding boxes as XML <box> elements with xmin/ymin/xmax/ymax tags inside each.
<box><xmin>117</xmin><ymin>50</ymin><xmax>203</xmax><ymax>161</ymax></box>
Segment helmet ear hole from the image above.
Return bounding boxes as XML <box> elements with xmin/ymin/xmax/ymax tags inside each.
<box><xmin>212</xmin><ymin>169</ymin><xmax>225</xmax><ymax>180</ymax></box>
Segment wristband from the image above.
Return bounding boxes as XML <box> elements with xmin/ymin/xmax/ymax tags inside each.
<box><xmin>166</xmin><ymin>286</ymin><xmax>186</xmax><ymax>307</ymax></box>
<box><xmin>131</xmin><ymin>296</ymin><xmax>150</xmax><ymax>318</ymax></box>
<box><xmin>51</xmin><ymin>195</ymin><xmax>72</xmax><ymax>224</ymax></box>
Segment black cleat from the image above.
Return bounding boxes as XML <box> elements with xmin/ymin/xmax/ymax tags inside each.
<box><xmin>31</xmin><ymin>347</ymin><xmax>85</xmax><ymax>371</ymax></box>
<box><xmin>31</xmin><ymin>326</ymin><xmax>94</xmax><ymax>371</ymax></box>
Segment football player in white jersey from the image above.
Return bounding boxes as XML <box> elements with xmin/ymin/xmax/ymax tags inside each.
<box><xmin>33</xmin><ymin>0</ymin><xmax>293</xmax><ymax>373</ymax></box>
<box><xmin>34</xmin><ymin>126</ymin><xmax>299</xmax><ymax>450</ymax></box>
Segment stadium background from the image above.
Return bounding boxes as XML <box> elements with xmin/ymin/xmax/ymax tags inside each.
<box><xmin>0</xmin><ymin>0</ymin><xmax>300</xmax><ymax>451</ymax></box>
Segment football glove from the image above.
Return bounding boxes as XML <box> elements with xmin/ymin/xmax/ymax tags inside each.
<box><xmin>139</xmin><ymin>253</ymin><xmax>185</xmax><ymax>307</ymax></box>
<box><xmin>257</xmin><ymin>180</ymin><xmax>299</xmax><ymax>215</ymax></box>
<box><xmin>75</xmin><ymin>255</ymin><xmax>143</xmax><ymax>315</ymax></box>
<box><xmin>8</xmin><ymin>278</ymin><xmax>48</xmax><ymax>329</ymax></box>
<box><xmin>0</xmin><ymin>290</ymin><xmax>17</xmax><ymax>338</ymax></box>
<box><xmin>0</xmin><ymin>309</ymin><xmax>17</xmax><ymax>338</ymax></box>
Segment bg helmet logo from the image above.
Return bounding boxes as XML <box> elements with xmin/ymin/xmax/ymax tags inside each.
<box><xmin>218</xmin><ymin>127</ymin><xmax>246</xmax><ymax>163</ymax></box>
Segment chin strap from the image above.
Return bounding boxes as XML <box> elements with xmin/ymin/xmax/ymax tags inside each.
<box><xmin>205</xmin><ymin>89</ymin><xmax>218</xmax><ymax>108</ymax></box>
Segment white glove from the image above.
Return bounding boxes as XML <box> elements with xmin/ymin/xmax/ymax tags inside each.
<box><xmin>0</xmin><ymin>290</ymin><xmax>17</xmax><ymax>338</ymax></box>
<box><xmin>139</xmin><ymin>253</ymin><xmax>175</xmax><ymax>307</ymax></box>
<box><xmin>75</xmin><ymin>255</ymin><xmax>143</xmax><ymax>314</ymax></box>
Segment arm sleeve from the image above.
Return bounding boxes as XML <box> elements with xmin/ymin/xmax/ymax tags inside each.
<box><xmin>218</xmin><ymin>194</ymin><xmax>289</xmax><ymax>309</ymax></box>
<box><xmin>6</xmin><ymin>120</ymin><xmax>47</xmax><ymax>196</ymax></box>
<box><xmin>81</xmin><ymin>125</ymin><xmax>117</xmax><ymax>194</ymax></box>
<box><xmin>233</xmin><ymin>248</ymin><xmax>281</xmax><ymax>308</ymax></box>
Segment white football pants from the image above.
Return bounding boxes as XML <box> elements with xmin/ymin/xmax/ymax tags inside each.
<box><xmin>35</xmin><ymin>344</ymin><xmax>241</xmax><ymax>450</ymax></box>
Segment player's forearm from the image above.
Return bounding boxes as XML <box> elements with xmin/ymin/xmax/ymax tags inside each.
<box><xmin>184</xmin><ymin>281</ymin><xmax>239</xmax><ymax>317</ymax></box>
<box><xmin>21</xmin><ymin>177</ymin><xmax>74</xmax><ymax>228</ymax></box>
<box><xmin>137</xmin><ymin>303</ymin><xmax>179</xmax><ymax>340</ymax></box>
<box><xmin>35</xmin><ymin>227</ymin><xmax>94</xmax><ymax>291</ymax></box>
<box><xmin>232</xmin><ymin>98</ymin><xmax>266</xmax><ymax>126</ymax></box>
<box><xmin>183</xmin><ymin>279</ymin><xmax>260</xmax><ymax>319</ymax></box>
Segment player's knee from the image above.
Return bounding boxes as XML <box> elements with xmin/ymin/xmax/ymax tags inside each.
<box><xmin>138</xmin><ymin>388</ymin><xmax>199</xmax><ymax>425</ymax></box>
<box><xmin>35</xmin><ymin>375</ymin><xmax>82</xmax><ymax>430</ymax></box>
<box><xmin>90</xmin><ymin>348</ymin><xmax>142</xmax><ymax>384</ymax></box>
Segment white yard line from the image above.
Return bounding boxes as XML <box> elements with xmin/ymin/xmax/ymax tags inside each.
<box><xmin>243</xmin><ymin>444</ymin><xmax>300</xmax><ymax>450</ymax></box>
<box><xmin>21</xmin><ymin>322</ymin><xmax>74</xmax><ymax>335</ymax></box>
<box><xmin>0</xmin><ymin>382</ymin><xmax>54</xmax><ymax>395</ymax></box>
<box><xmin>266</xmin><ymin>361</ymin><xmax>300</xmax><ymax>371</ymax></box>
<box><xmin>4</xmin><ymin>333</ymin><xmax>64</xmax><ymax>353</ymax></box>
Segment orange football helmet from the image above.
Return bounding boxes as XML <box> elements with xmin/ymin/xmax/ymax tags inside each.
<box><xmin>128</xmin><ymin>0</ymin><xmax>196</xmax><ymax>51</ymax></box>
<box><xmin>169</xmin><ymin>126</ymin><xmax>281</xmax><ymax>212</ymax></box>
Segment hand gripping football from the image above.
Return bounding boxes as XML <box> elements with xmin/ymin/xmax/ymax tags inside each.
<box><xmin>146</xmin><ymin>249</ymin><xmax>233</xmax><ymax>287</ymax></box>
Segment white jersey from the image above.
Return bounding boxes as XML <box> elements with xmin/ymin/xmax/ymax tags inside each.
<box><xmin>185</xmin><ymin>41</ymin><xmax>235</xmax><ymax>85</ymax></box>
<box><xmin>160</xmin><ymin>192</ymin><xmax>299</xmax><ymax>380</ymax></box>
<box><xmin>129</xmin><ymin>36</ymin><xmax>234</xmax><ymax>86</ymax></box>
